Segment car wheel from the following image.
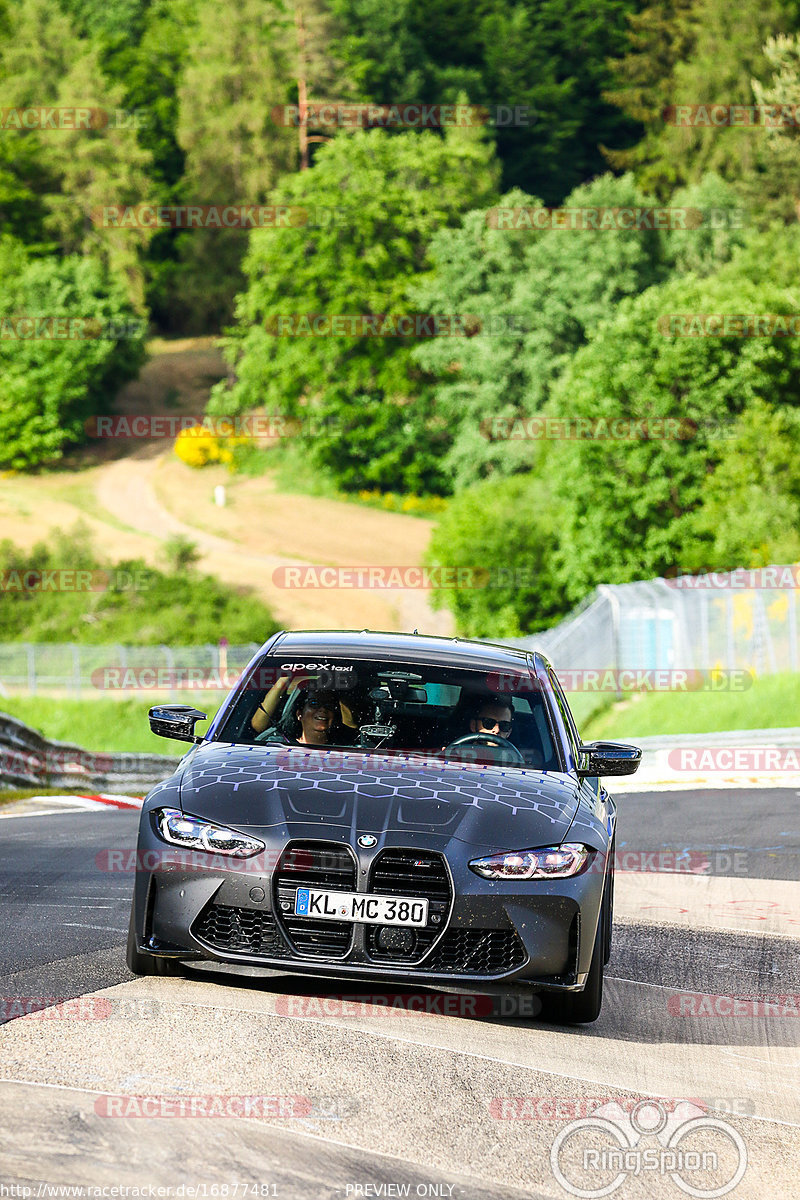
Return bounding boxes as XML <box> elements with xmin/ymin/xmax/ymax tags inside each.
<box><xmin>126</xmin><ymin>903</ymin><xmax>184</xmax><ymax>977</ymax></box>
<box><xmin>541</xmin><ymin>884</ymin><xmax>607</xmax><ymax>1025</ymax></box>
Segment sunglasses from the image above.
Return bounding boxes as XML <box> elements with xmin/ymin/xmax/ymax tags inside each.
<box><xmin>304</xmin><ymin>697</ymin><xmax>336</xmax><ymax>712</ymax></box>
<box><xmin>478</xmin><ymin>716</ymin><xmax>512</xmax><ymax>735</ymax></box>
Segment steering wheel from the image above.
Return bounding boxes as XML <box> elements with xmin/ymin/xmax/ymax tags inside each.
<box><xmin>443</xmin><ymin>732</ymin><xmax>525</xmax><ymax>765</ymax></box>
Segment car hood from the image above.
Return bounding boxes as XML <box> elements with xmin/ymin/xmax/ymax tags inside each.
<box><xmin>176</xmin><ymin>743</ymin><xmax>582</xmax><ymax>852</ymax></box>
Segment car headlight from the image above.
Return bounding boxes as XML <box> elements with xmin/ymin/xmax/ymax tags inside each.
<box><xmin>469</xmin><ymin>843</ymin><xmax>590</xmax><ymax>881</ymax></box>
<box><xmin>153</xmin><ymin>807</ymin><xmax>265</xmax><ymax>858</ymax></box>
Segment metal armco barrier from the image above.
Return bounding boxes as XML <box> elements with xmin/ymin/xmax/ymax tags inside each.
<box><xmin>0</xmin><ymin>711</ymin><xmax>178</xmax><ymax>792</ymax></box>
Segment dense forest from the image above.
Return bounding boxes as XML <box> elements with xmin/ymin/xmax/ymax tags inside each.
<box><xmin>3</xmin><ymin>0</ymin><xmax>800</xmax><ymax>635</ymax></box>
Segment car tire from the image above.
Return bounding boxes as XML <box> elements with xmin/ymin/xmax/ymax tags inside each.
<box><xmin>540</xmin><ymin>882</ymin><xmax>608</xmax><ymax>1025</ymax></box>
<box><xmin>126</xmin><ymin>903</ymin><xmax>184</xmax><ymax>977</ymax></box>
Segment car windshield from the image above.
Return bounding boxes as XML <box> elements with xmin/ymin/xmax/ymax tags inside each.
<box><xmin>214</xmin><ymin>655</ymin><xmax>561</xmax><ymax>770</ymax></box>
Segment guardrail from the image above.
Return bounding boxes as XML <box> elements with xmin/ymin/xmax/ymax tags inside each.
<box><xmin>0</xmin><ymin>711</ymin><xmax>178</xmax><ymax>793</ymax></box>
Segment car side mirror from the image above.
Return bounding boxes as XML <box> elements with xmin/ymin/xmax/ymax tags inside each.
<box><xmin>149</xmin><ymin>704</ymin><xmax>208</xmax><ymax>744</ymax></box>
<box><xmin>577</xmin><ymin>741</ymin><xmax>641</xmax><ymax>777</ymax></box>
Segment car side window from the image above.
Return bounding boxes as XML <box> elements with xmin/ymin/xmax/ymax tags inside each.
<box><xmin>546</xmin><ymin>668</ymin><xmax>582</xmax><ymax>767</ymax></box>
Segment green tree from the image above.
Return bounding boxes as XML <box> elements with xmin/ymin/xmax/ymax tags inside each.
<box><xmin>0</xmin><ymin>237</ymin><xmax>146</xmax><ymax>470</ymax></box>
<box><xmin>751</xmin><ymin>33</ymin><xmax>800</xmax><ymax>220</ymax></box>
<box><xmin>0</xmin><ymin>526</ymin><xmax>279</xmax><ymax>644</ymax></box>
<box><xmin>606</xmin><ymin>0</ymin><xmax>787</xmax><ymax>197</ymax></box>
<box><xmin>413</xmin><ymin>173</ymin><xmax>666</xmax><ymax>488</ymax></box>
<box><xmin>170</xmin><ymin>0</ymin><xmax>297</xmax><ymax>330</ymax></box>
<box><xmin>330</xmin><ymin>0</ymin><xmax>641</xmax><ymax>203</ymax></box>
<box><xmin>425</xmin><ymin>474</ymin><xmax>567</xmax><ymax>637</ymax></box>
<box><xmin>690</xmin><ymin>400</ymin><xmax>800</xmax><ymax>568</ymax></box>
<box><xmin>604</xmin><ymin>0</ymin><xmax>697</xmax><ymax>191</ymax></box>
<box><xmin>663</xmin><ymin>172</ymin><xmax>750</xmax><ymax>275</ymax></box>
<box><xmin>543</xmin><ymin>260</ymin><xmax>800</xmax><ymax>603</ymax></box>
<box><xmin>208</xmin><ymin>125</ymin><xmax>499</xmax><ymax>492</ymax></box>
<box><xmin>0</xmin><ymin>0</ymin><xmax>154</xmax><ymax>305</ymax></box>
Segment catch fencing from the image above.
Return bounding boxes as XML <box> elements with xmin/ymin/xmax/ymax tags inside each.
<box><xmin>509</xmin><ymin>569</ymin><xmax>800</xmax><ymax>676</ymax></box>
<box><xmin>0</xmin><ymin>642</ymin><xmax>261</xmax><ymax>697</ymax></box>
<box><xmin>1</xmin><ymin>565</ymin><xmax>798</xmax><ymax>695</ymax></box>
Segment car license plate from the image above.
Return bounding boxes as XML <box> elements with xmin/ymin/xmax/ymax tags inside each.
<box><xmin>294</xmin><ymin>887</ymin><xmax>428</xmax><ymax>927</ymax></box>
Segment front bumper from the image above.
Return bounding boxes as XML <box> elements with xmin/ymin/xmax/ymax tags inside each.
<box><xmin>131</xmin><ymin>834</ymin><xmax>607</xmax><ymax>994</ymax></box>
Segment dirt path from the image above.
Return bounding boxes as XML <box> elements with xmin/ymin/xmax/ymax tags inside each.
<box><xmin>4</xmin><ymin>339</ymin><xmax>453</xmax><ymax>635</ymax></box>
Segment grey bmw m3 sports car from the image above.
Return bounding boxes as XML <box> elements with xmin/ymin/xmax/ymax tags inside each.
<box><xmin>127</xmin><ymin>630</ymin><xmax>640</xmax><ymax>1022</ymax></box>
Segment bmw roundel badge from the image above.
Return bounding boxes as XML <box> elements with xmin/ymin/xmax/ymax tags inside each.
<box><xmin>358</xmin><ymin>834</ymin><xmax>378</xmax><ymax>848</ymax></box>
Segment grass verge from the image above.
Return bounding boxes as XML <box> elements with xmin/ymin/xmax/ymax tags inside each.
<box><xmin>0</xmin><ymin>787</ymin><xmax>97</xmax><ymax>806</ymax></box>
<box><xmin>0</xmin><ymin>694</ymin><xmax>226</xmax><ymax>755</ymax></box>
<box><xmin>582</xmin><ymin>672</ymin><xmax>800</xmax><ymax>741</ymax></box>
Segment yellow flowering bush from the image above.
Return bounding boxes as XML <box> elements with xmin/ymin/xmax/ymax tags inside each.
<box><xmin>356</xmin><ymin>489</ymin><xmax>448</xmax><ymax>515</ymax></box>
<box><xmin>173</xmin><ymin>425</ymin><xmax>250</xmax><ymax>472</ymax></box>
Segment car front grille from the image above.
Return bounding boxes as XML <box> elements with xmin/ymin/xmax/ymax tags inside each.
<box><xmin>193</xmin><ymin>903</ymin><xmax>291</xmax><ymax>957</ymax></box>
<box><xmin>274</xmin><ymin>840</ymin><xmax>357</xmax><ymax>958</ymax></box>
<box><xmin>192</xmin><ymin>843</ymin><xmax>525</xmax><ymax>979</ymax></box>
<box><xmin>366</xmin><ymin>849</ymin><xmax>451</xmax><ymax>964</ymax></box>
<box><xmin>423</xmin><ymin>928</ymin><xmax>527</xmax><ymax>975</ymax></box>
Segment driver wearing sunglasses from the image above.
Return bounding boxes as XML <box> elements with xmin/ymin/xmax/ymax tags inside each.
<box><xmin>470</xmin><ymin>696</ymin><xmax>514</xmax><ymax>739</ymax></box>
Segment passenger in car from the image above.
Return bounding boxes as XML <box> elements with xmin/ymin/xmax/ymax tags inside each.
<box><xmin>293</xmin><ymin>690</ymin><xmax>338</xmax><ymax>745</ymax></box>
<box><xmin>251</xmin><ymin>675</ymin><xmax>361</xmax><ymax>745</ymax></box>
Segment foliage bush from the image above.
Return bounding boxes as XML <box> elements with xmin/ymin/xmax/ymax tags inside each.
<box><xmin>0</xmin><ymin>237</ymin><xmax>146</xmax><ymax>469</ymax></box>
<box><xmin>425</xmin><ymin>474</ymin><xmax>567</xmax><ymax>637</ymax></box>
<box><xmin>0</xmin><ymin>526</ymin><xmax>278</xmax><ymax>644</ymax></box>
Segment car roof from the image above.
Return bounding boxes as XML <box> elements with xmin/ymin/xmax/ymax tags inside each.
<box><xmin>264</xmin><ymin>629</ymin><xmax>542</xmax><ymax>673</ymax></box>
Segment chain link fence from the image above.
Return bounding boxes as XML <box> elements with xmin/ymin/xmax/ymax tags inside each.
<box><xmin>509</xmin><ymin>571</ymin><xmax>800</xmax><ymax>676</ymax></box>
<box><xmin>1</xmin><ymin>568</ymin><xmax>798</xmax><ymax>696</ymax></box>
<box><xmin>0</xmin><ymin>642</ymin><xmax>261</xmax><ymax>697</ymax></box>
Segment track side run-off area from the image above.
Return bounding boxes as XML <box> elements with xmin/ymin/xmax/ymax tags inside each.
<box><xmin>0</xmin><ymin>790</ymin><xmax>798</xmax><ymax>1198</ymax></box>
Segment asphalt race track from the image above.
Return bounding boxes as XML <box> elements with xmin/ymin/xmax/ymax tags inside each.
<box><xmin>0</xmin><ymin>788</ymin><xmax>798</xmax><ymax>1198</ymax></box>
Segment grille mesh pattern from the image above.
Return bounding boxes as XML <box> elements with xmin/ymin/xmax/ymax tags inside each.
<box><xmin>424</xmin><ymin>929</ymin><xmax>526</xmax><ymax>975</ymax></box>
<box><xmin>367</xmin><ymin>849</ymin><xmax>451</xmax><ymax>963</ymax></box>
<box><xmin>193</xmin><ymin>904</ymin><xmax>290</xmax><ymax>957</ymax></box>
<box><xmin>275</xmin><ymin>840</ymin><xmax>357</xmax><ymax>958</ymax></box>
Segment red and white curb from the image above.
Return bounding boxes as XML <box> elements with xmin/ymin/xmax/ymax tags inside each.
<box><xmin>80</xmin><ymin>793</ymin><xmax>144</xmax><ymax>810</ymax></box>
<box><xmin>0</xmin><ymin>793</ymin><xmax>143</xmax><ymax>818</ymax></box>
